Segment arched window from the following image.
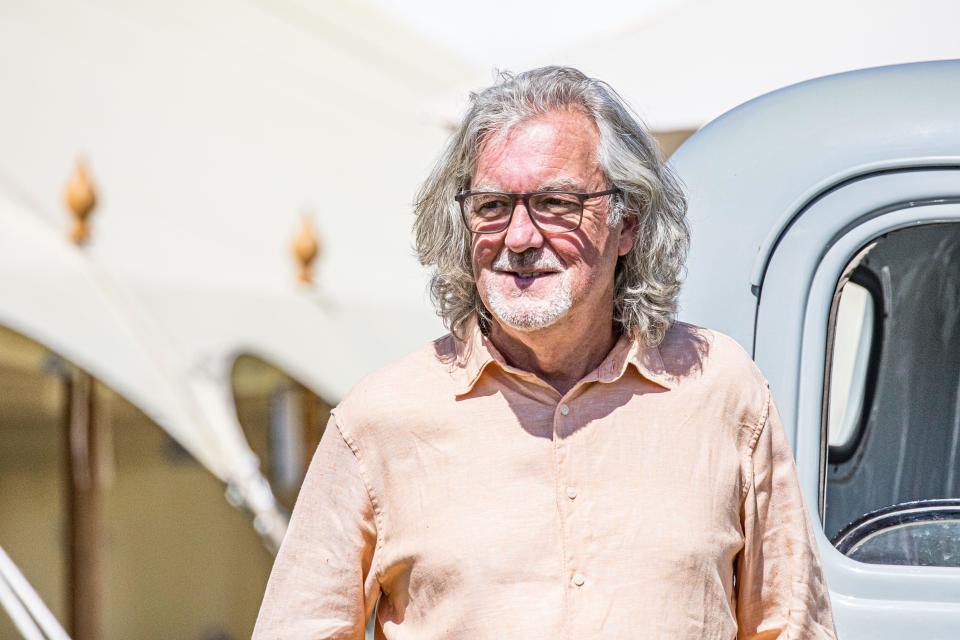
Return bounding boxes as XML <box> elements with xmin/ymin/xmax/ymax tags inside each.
<box><xmin>231</xmin><ymin>355</ymin><xmax>332</xmax><ymax>512</ymax></box>
<box><xmin>0</xmin><ymin>325</ymin><xmax>273</xmax><ymax>639</ymax></box>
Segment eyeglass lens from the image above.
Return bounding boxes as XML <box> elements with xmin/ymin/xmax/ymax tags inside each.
<box><xmin>463</xmin><ymin>193</ymin><xmax>583</xmax><ymax>233</ymax></box>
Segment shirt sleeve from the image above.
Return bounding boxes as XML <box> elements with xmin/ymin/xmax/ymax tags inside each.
<box><xmin>736</xmin><ymin>389</ymin><xmax>837</xmax><ymax>639</ymax></box>
<box><xmin>253</xmin><ymin>414</ymin><xmax>380</xmax><ymax>640</ymax></box>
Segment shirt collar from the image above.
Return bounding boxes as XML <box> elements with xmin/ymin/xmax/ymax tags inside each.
<box><xmin>449</xmin><ymin>315</ymin><xmax>675</xmax><ymax>395</ymax></box>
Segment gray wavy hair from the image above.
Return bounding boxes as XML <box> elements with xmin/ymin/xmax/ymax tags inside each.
<box><xmin>414</xmin><ymin>66</ymin><xmax>690</xmax><ymax>345</ymax></box>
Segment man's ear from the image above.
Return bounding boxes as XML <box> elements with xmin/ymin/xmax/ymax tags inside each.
<box><xmin>617</xmin><ymin>213</ymin><xmax>640</xmax><ymax>256</ymax></box>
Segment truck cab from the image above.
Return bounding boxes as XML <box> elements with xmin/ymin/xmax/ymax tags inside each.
<box><xmin>673</xmin><ymin>60</ymin><xmax>960</xmax><ymax>637</ymax></box>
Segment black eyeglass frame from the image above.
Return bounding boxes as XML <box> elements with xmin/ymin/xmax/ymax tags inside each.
<box><xmin>454</xmin><ymin>188</ymin><xmax>620</xmax><ymax>234</ymax></box>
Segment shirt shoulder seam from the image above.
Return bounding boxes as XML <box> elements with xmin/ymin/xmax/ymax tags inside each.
<box><xmin>331</xmin><ymin>410</ymin><xmax>386</xmax><ymax>586</ymax></box>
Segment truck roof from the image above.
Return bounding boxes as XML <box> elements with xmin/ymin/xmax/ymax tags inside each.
<box><xmin>672</xmin><ymin>59</ymin><xmax>960</xmax><ymax>350</ymax></box>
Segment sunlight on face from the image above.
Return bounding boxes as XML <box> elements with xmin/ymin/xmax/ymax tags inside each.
<box><xmin>471</xmin><ymin>109</ymin><xmax>620</xmax><ymax>334</ymax></box>
<box><xmin>482</xmin><ymin>246</ymin><xmax>572</xmax><ymax>330</ymax></box>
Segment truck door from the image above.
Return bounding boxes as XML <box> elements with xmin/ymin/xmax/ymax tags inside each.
<box><xmin>754</xmin><ymin>169</ymin><xmax>960</xmax><ymax>639</ymax></box>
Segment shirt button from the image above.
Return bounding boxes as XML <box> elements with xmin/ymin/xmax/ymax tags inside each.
<box><xmin>559</xmin><ymin>403</ymin><xmax>570</xmax><ymax>416</ymax></box>
<box><xmin>572</xmin><ymin>573</ymin><xmax>585</xmax><ymax>587</ymax></box>
<box><xmin>566</xmin><ymin>485</ymin><xmax>577</xmax><ymax>500</ymax></box>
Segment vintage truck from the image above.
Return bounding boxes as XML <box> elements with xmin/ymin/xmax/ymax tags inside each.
<box><xmin>673</xmin><ymin>59</ymin><xmax>960</xmax><ymax>637</ymax></box>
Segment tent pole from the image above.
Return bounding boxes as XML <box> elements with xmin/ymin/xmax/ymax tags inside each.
<box><xmin>300</xmin><ymin>382</ymin><xmax>322</xmax><ymax>466</ymax></box>
<box><xmin>63</xmin><ymin>368</ymin><xmax>103</xmax><ymax>640</ymax></box>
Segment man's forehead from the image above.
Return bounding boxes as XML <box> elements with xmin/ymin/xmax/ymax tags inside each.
<box><xmin>478</xmin><ymin>110</ymin><xmax>599</xmax><ymax>156</ymax></box>
<box><xmin>471</xmin><ymin>110</ymin><xmax>602</xmax><ymax>190</ymax></box>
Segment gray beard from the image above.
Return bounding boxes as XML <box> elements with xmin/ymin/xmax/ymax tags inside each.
<box><xmin>483</xmin><ymin>248</ymin><xmax>573</xmax><ymax>331</ymax></box>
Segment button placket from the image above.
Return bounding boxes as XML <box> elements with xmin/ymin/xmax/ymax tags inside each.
<box><xmin>555</xmin><ymin>401</ymin><xmax>576</xmax><ymax>497</ymax></box>
<box><xmin>554</xmin><ymin>396</ymin><xmax>586</xmax><ymax>598</ymax></box>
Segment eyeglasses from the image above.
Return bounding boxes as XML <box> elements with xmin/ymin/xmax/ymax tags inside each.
<box><xmin>454</xmin><ymin>188</ymin><xmax>619</xmax><ymax>234</ymax></box>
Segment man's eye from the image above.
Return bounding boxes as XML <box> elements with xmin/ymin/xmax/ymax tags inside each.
<box><xmin>537</xmin><ymin>195</ymin><xmax>579</xmax><ymax>212</ymax></box>
<box><xmin>474</xmin><ymin>198</ymin><xmax>510</xmax><ymax>214</ymax></box>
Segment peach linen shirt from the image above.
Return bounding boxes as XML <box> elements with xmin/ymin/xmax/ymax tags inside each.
<box><xmin>253</xmin><ymin>318</ymin><xmax>836</xmax><ymax>639</ymax></box>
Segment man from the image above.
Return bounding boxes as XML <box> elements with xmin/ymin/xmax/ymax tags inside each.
<box><xmin>254</xmin><ymin>67</ymin><xmax>836</xmax><ymax>639</ymax></box>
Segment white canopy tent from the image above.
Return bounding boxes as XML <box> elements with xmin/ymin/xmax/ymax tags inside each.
<box><xmin>0</xmin><ymin>185</ymin><xmax>288</xmax><ymax>547</ymax></box>
<box><xmin>0</xmin><ymin>0</ymin><xmax>467</xmax><ymax>544</ymax></box>
<box><xmin>0</xmin><ymin>0</ymin><xmax>471</xmax><ymax>307</ymax></box>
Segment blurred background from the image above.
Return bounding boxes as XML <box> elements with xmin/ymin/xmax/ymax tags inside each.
<box><xmin>1</xmin><ymin>0</ymin><xmax>958</xmax><ymax>638</ymax></box>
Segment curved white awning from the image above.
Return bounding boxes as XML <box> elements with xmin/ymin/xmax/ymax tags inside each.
<box><xmin>0</xmin><ymin>186</ymin><xmax>286</xmax><ymax>548</ymax></box>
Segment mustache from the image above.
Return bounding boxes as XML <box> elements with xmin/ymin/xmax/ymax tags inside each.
<box><xmin>492</xmin><ymin>247</ymin><xmax>564</xmax><ymax>271</ymax></box>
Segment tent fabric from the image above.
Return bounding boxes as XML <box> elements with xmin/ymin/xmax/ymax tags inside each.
<box><xmin>0</xmin><ymin>188</ymin><xmax>287</xmax><ymax>548</ymax></box>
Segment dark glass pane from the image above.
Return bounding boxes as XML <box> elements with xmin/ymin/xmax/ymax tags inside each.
<box><xmin>848</xmin><ymin>520</ymin><xmax>960</xmax><ymax>567</ymax></box>
<box><xmin>824</xmin><ymin>223</ymin><xmax>960</xmax><ymax>547</ymax></box>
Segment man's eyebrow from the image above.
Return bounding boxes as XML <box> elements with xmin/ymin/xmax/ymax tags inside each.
<box><xmin>471</xmin><ymin>178</ymin><xmax>584</xmax><ymax>193</ymax></box>
<box><xmin>539</xmin><ymin>178</ymin><xmax>582</xmax><ymax>191</ymax></box>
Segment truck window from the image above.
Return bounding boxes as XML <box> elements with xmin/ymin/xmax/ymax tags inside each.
<box><xmin>827</xmin><ymin>280</ymin><xmax>877</xmax><ymax>455</ymax></box>
<box><xmin>823</xmin><ymin>223</ymin><xmax>960</xmax><ymax>566</ymax></box>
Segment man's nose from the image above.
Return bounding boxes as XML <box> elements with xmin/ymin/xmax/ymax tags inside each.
<box><xmin>503</xmin><ymin>200</ymin><xmax>544</xmax><ymax>253</ymax></box>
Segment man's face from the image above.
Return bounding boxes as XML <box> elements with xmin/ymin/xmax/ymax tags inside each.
<box><xmin>471</xmin><ymin>108</ymin><xmax>637</xmax><ymax>333</ymax></box>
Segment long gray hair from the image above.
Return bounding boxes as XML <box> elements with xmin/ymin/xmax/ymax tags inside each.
<box><xmin>414</xmin><ymin>66</ymin><xmax>689</xmax><ymax>345</ymax></box>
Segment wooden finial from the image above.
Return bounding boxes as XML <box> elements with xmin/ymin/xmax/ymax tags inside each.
<box><xmin>291</xmin><ymin>213</ymin><xmax>321</xmax><ymax>285</ymax></box>
<box><xmin>64</xmin><ymin>159</ymin><xmax>97</xmax><ymax>245</ymax></box>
